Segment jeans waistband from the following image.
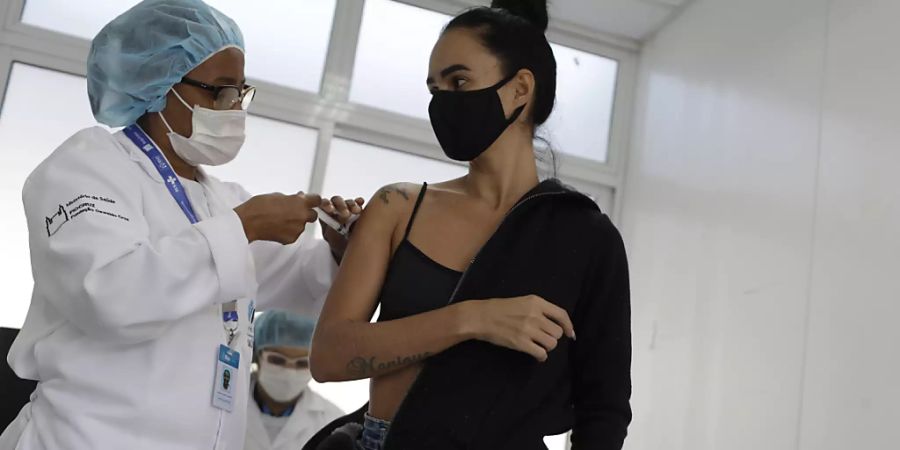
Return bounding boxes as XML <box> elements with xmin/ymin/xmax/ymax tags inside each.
<box><xmin>359</xmin><ymin>413</ymin><xmax>392</xmax><ymax>450</ymax></box>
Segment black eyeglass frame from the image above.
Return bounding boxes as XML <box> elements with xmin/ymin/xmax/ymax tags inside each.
<box><xmin>180</xmin><ymin>76</ymin><xmax>256</xmax><ymax>110</ymax></box>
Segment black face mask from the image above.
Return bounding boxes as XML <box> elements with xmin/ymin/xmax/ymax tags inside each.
<box><xmin>428</xmin><ymin>74</ymin><xmax>527</xmax><ymax>162</ymax></box>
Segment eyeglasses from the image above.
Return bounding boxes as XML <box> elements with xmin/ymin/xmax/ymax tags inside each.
<box><xmin>180</xmin><ymin>77</ymin><xmax>256</xmax><ymax>110</ymax></box>
<box><xmin>261</xmin><ymin>351</ymin><xmax>309</xmax><ymax>370</ymax></box>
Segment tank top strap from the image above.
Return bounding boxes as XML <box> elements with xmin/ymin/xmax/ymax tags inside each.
<box><xmin>403</xmin><ymin>182</ymin><xmax>428</xmax><ymax>240</ymax></box>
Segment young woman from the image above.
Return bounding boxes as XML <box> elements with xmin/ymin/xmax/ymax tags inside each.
<box><xmin>309</xmin><ymin>1</ymin><xmax>631</xmax><ymax>449</ymax></box>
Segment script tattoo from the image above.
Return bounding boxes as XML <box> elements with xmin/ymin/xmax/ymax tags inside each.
<box><xmin>377</xmin><ymin>185</ymin><xmax>410</xmax><ymax>205</ymax></box>
<box><xmin>346</xmin><ymin>352</ymin><xmax>432</xmax><ymax>377</ymax></box>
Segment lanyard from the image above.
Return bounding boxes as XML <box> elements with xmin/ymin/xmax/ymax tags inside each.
<box><xmin>123</xmin><ymin>124</ymin><xmax>238</xmax><ymax>344</ymax></box>
<box><xmin>123</xmin><ymin>125</ymin><xmax>200</xmax><ymax>224</ymax></box>
<box><xmin>222</xmin><ymin>307</ymin><xmax>239</xmax><ymax>345</ymax></box>
<box><xmin>261</xmin><ymin>401</ymin><xmax>295</xmax><ymax>417</ymax></box>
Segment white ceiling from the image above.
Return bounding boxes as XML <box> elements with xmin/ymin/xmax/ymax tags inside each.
<box><xmin>550</xmin><ymin>0</ymin><xmax>690</xmax><ymax>41</ymax></box>
<box><xmin>452</xmin><ymin>0</ymin><xmax>691</xmax><ymax>43</ymax></box>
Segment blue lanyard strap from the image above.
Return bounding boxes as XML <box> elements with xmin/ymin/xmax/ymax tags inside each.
<box><xmin>261</xmin><ymin>402</ymin><xmax>295</xmax><ymax>417</ymax></box>
<box><xmin>123</xmin><ymin>124</ymin><xmax>199</xmax><ymax>224</ymax></box>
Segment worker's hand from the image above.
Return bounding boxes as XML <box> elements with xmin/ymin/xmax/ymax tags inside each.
<box><xmin>234</xmin><ymin>192</ymin><xmax>321</xmax><ymax>244</ymax></box>
<box><xmin>460</xmin><ymin>295</ymin><xmax>576</xmax><ymax>362</ymax></box>
<box><xmin>318</xmin><ymin>195</ymin><xmax>365</xmax><ymax>262</ymax></box>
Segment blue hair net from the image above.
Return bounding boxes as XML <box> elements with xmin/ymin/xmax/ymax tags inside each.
<box><xmin>87</xmin><ymin>0</ymin><xmax>244</xmax><ymax>127</ymax></box>
<box><xmin>254</xmin><ymin>311</ymin><xmax>317</xmax><ymax>353</ymax></box>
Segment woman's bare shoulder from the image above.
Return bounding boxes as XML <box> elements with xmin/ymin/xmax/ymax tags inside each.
<box><xmin>354</xmin><ymin>182</ymin><xmax>423</xmax><ymax>238</ymax></box>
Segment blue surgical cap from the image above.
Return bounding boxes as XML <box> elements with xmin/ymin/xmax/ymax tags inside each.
<box><xmin>254</xmin><ymin>311</ymin><xmax>317</xmax><ymax>353</ymax></box>
<box><xmin>87</xmin><ymin>0</ymin><xmax>244</xmax><ymax>127</ymax></box>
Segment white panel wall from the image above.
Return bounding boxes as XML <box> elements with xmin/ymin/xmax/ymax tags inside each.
<box><xmin>626</xmin><ymin>0</ymin><xmax>900</xmax><ymax>449</ymax></box>
<box><xmin>799</xmin><ymin>1</ymin><xmax>900</xmax><ymax>449</ymax></box>
<box><xmin>622</xmin><ymin>0</ymin><xmax>829</xmax><ymax>449</ymax></box>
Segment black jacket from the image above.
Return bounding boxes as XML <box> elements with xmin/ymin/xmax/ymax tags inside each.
<box><xmin>307</xmin><ymin>179</ymin><xmax>631</xmax><ymax>450</ymax></box>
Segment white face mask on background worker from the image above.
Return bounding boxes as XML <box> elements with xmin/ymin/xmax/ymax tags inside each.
<box><xmin>251</xmin><ymin>310</ymin><xmax>319</xmax><ymax>410</ymax></box>
<box><xmin>257</xmin><ymin>350</ymin><xmax>313</xmax><ymax>402</ymax></box>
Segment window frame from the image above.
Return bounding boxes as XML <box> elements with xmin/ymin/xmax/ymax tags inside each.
<box><xmin>0</xmin><ymin>0</ymin><xmax>637</xmax><ymax>223</ymax></box>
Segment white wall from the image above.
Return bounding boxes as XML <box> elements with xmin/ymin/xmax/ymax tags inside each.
<box><xmin>623</xmin><ymin>0</ymin><xmax>900</xmax><ymax>449</ymax></box>
<box><xmin>799</xmin><ymin>1</ymin><xmax>900</xmax><ymax>448</ymax></box>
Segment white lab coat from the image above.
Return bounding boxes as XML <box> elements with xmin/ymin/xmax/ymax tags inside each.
<box><xmin>244</xmin><ymin>380</ymin><xmax>343</xmax><ymax>450</ymax></box>
<box><xmin>0</xmin><ymin>127</ymin><xmax>337</xmax><ymax>450</ymax></box>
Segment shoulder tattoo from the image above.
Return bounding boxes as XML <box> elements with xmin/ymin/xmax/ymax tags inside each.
<box><xmin>377</xmin><ymin>185</ymin><xmax>410</xmax><ymax>205</ymax></box>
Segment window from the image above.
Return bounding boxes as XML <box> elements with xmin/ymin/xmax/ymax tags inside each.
<box><xmin>545</xmin><ymin>44</ymin><xmax>618</xmax><ymax>162</ymax></box>
<box><xmin>208</xmin><ymin>0</ymin><xmax>336</xmax><ymax>92</ymax></box>
<box><xmin>322</xmin><ymin>137</ymin><xmax>467</xmax><ymax>199</ymax></box>
<box><xmin>0</xmin><ymin>63</ymin><xmax>99</xmax><ymax>328</ymax></box>
<box><xmin>347</xmin><ymin>0</ymin><xmax>619</xmax><ymax>162</ymax></box>
<box><xmin>21</xmin><ymin>0</ymin><xmax>336</xmax><ymax>92</ymax></box>
<box><xmin>349</xmin><ymin>0</ymin><xmax>449</xmax><ymax>119</ymax></box>
<box><xmin>20</xmin><ymin>0</ymin><xmax>129</xmax><ymax>40</ymax></box>
<box><xmin>204</xmin><ymin>117</ymin><xmax>318</xmax><ymax>196</ymax></box>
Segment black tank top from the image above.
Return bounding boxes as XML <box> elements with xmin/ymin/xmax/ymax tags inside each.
<box><xmin>376</xmin><ymin>183</ymin><xmax>462</xmax><ymax>322</ymax></box>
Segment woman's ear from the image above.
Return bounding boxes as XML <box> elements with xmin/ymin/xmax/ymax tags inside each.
<box><xmin>511</xmin><ymin>68</ymin><xmax>536</xmax><ymax>122</ymax></box>
<box><xmin>513</xmin><ymin>68</ymin><xmax>536</xmax><ymax>106</ymax></box>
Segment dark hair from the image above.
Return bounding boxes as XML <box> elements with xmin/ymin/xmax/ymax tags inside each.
<box><xmin>445</xmin><ymin>0</ymin><xmax>557</xmax><ymax>127</ymax></box>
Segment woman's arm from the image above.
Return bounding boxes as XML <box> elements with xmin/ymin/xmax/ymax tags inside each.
<box><xmin>570</xmin><ymin>215</ymin><xmax>632</xmax><ymax>450</ymax></box>
<box><xmin>310</xmin><ymin>183</ymin><xmax>476</xmax><ymax>382</ymax></box>
<box><xmin>311</xmin><ymin>183</ymin><xmax>578</xmax><ymax>382</ymax></box>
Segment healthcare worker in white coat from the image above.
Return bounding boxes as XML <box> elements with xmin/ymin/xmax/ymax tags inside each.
<box><xmin>245</xmin><ymin>311</ymin><xmax>343</xmax><ymax>450</ymax></box>
<box><xmin>0</xmin><ymin>1</ymin><xmax>363</xmax><ymax>449</ymax></box>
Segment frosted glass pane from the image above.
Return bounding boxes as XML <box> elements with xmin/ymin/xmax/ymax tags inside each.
<box><xmin>21</xmin><ymin>0</ymin><xmax>335</xmax><ymax>92</ymax></box>
<box><xmin>0</xmin><ymin>64</ymin><xmax>100</xmax><ymax>329</ymax></box>
<box><xmin>20</xmin><ymin>0</ymin><xmax>128</xmax><ymax>40</ymax></box>
<box><xmin>545</xmin><ymin>44</ymin><xmax>618</xmax><ymax>162</ymax></box>
<box><xmin>210</xmin><ymin>0</ymin><xmax>335</xmax><ymax>92</ymax></box>
<box><xmin>322</xmin><ymin>138</ymin><xmax>466</xmax><ymax>201</ymax></box>
<box><xmin>349</xmin><ymin>0</ymin><xmax>449</xmax><ymax>119</ymax></box>
<box><xmin>205</xmin><ymin>117</ymin><xmax>316</xmax><ymax>196</ymax></box>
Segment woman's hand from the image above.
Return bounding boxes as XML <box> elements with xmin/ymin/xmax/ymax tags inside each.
<box><xmin>319</xmin><ymin>195</ymin><xmax>366</xmax><ymax>224</ymax></box>
<box><xmin>460</xmin><ymin>295</ymin><xmax>576</xmax><ymax>362</ymax></box>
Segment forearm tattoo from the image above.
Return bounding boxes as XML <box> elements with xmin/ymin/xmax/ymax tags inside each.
<box><xmin>346</xmin><ymin>352</ymin><xmax>432</xmax><ymax>378</ymax></box>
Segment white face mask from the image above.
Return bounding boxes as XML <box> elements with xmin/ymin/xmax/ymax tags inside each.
<box><xmin>158</xmin><ymin>88</ymin><xmax>246</xmax><ymax>167</ymax></box>
<box><xmin>258</xmin><ymin>359</ymin><xmax>312</xmax><ymax>403</ymax></box>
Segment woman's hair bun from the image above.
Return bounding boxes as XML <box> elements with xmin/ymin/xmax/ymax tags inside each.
<box><xmin>490</xmin><ymin>0</ymin><xmax>549</xmax><ymax>32</ymax></box>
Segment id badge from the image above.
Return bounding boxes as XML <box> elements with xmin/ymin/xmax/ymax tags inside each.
<box><xmin>212</xmin><ymin>344</ymin><xmax>241</xmax><ymax>412</ymax></box>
